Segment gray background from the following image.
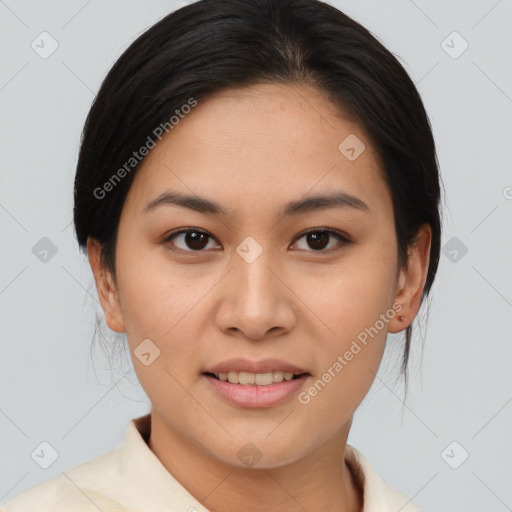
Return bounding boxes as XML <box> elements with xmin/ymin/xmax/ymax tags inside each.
<box><xmin>1</xmin><ymin>1</ymin><xmax>511</xmax><ymax>510</ymax></box>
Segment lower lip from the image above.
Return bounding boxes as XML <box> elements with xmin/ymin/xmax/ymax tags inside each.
<box><xmin>202</xmin><ymin>374</ymin><xmax>309</xmax><ymax>408</ymax></box>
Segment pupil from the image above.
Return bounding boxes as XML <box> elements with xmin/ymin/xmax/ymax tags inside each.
<box><xmin>308</xmin><ymin>232</ymin><xmax>328</xmax><ymax>250</ymax></box>
<box><xmin>186</xmin><ymin>231</ymin><xmax>208</xmax><ymax>250</ymax></box>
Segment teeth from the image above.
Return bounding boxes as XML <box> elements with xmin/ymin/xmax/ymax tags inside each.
<box><xmin>256</xmin><ymin>372</ymin><xmax>274</xmax><ymax>385</ymax></box>
<box><xmin>216</xmin><ymin>371</ymin><xmax>299</xmax><ymax>385</ymax></box>
<box><xmin>239</xmin><ymin>371</ymin><xmax>255</xmax><ymax>385</ymax></box>
<box><xmin>227</xmin><ymin>371</ymin><xmax>238</xmax><ymax>384</ymax></box>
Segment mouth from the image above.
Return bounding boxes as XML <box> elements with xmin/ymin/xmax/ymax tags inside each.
<box><xmin>201</xmin><ymin>358</ymin><xmax>311</xmax><ymax>407</ymax></box>
<box><xmin>203</xmin><ymin>371</ymin><xmax>309</xmax><ymax>386</ymax></box>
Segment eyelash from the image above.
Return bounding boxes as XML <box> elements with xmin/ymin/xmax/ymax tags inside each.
<box><xmin>161</xmin><ymin>227</ymin><xmax>351</xmax><ymax>255</ymax></box>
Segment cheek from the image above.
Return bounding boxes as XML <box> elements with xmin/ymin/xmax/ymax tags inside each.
<box><xmin>114</xmin><ymin>239</ymin><xmax>198</xmax><ymax>334</ymax></box>
<box><xmin>293</xmin><ymin>242</ymin><xmax>397</xmax><ymax>399</ymax></box>
<box><xmin>299</xmin><ymin>245</ymin><xmax>398</xmax><ymax>339</ymax></box>
<box><xmin>115</xmin><ymin>254</ymin><xmax>205</xmax><ymax>404</ymax></box>
<box><xmin>294</xmin><ymin>269</ymin><xmax>394</xmax><ymax>437</ymax></box>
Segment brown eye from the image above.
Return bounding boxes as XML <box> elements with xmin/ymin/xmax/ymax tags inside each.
<box><xmin>292</xmin><ymin>228</ymin><xmax>349</xmax><ymax>252</ymax></box>
<box><xmin>163</xmin><ymin>229</ymin><xmax>220</xmax><ymax>252</ymax></box>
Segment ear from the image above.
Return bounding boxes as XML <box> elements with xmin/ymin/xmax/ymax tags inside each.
<box><xmin>388</xmin><ymin>223</ymin><xmax>432</xmax><ymax>333</ymax></box>
<box><xmin>87</xmin><ymin>237</ymin><xmax>126</xmax><ymax>333</ymax></box>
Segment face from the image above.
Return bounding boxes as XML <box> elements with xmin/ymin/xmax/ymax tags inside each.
<box><xmin>89</xmin><ymin>83</ymin><xmax>430</xmax><ymax>469</ymax></box>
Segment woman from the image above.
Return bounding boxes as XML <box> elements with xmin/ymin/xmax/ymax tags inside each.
<box><xmin>1</xmin><ymin>0</ymin><xmax>441</xmax><ymax>510</ymax></box>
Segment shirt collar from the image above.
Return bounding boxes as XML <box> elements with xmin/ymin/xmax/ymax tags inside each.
<box><xmin>119</xmin><ymin>413</ymin><xmax>210</xmax><ymax>511</ymax></box>
<box><xmin>119</xmin><ymin>413</ymin><xmax>417</xmax><ymax>512</ymax></box>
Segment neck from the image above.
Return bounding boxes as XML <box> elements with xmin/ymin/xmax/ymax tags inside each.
<box><xmin>147</xmin><ymin>410</ymin><xmax>363</xmax><ymax>512</ymax></box>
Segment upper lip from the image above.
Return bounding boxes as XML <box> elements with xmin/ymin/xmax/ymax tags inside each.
<box><xmin>204</xmin><ymin>358</ymin><xmax>309</xmax><ymax>375</ymax></box>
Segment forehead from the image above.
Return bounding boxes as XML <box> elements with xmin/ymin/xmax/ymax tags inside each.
<box><xmin>125</xmin><ymin>82</ymin><xmax>391</xmax><ymax>218</ymax></box>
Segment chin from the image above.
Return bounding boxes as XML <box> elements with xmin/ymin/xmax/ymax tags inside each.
<box><xmin>204</xmin><ymin>435</ymin><xmax>310</xmax><ymax>470</ymax></box>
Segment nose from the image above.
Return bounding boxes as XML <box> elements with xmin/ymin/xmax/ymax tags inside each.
<box><xmin>215</xmin><ymin>238</ymin><xmax>297</xmax><ymax>341</ymax></box>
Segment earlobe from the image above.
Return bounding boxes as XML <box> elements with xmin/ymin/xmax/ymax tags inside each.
<box><xmin>388</xmin><ymin>224</ymin><xmax>432</xmax><ymax>333</ymax></box>
<box><xmin>86</xmin><ymin>237</ymin><xmax>126</xmax><ymax>333</ymax></box>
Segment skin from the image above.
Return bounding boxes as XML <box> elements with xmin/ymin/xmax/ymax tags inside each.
<box><xmin>88</xmin><ymin>82</ymin><xmax>431</xmax><ymax>512</ymax></box>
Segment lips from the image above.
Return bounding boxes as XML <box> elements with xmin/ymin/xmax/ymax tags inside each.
<box><xmin>201</xmin><ymin>358</ymin><xmax>311</xmax><ymax>407</ymax></box>
<box><xmin>202</xmin><ymin>361</ymin><xmax>310</xmax><ymax>408</ymax></box>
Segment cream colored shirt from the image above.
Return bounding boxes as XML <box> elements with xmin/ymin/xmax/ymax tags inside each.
<box><xmin>1</xmin><ymin>414</ymin><xmax>419</xmax><ymax>511</ymax></box>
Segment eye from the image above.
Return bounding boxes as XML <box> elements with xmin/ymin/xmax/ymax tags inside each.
<box><xmin>291</xmin><ymin>228</ymin><xmax>350</xmax><ymax>252</ymax></box>
<box><xmin>162</xmin><ymin>227</ymin><xmax>350</xmax><ymax>254</ymax></box>
<box><xmin>162</xmin><ymin>228</ymin><xmax>221</xmax><ymax>252</ymax></box>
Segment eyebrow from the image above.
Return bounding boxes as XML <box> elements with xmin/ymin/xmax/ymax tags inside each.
<box><xmin>142</xmin><ymin>190</ymin><xmax>369</xmax><ymax>218</ymax></box>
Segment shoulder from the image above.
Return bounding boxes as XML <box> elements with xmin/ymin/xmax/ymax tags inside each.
<box><xmin>345</xmin><ymin>445</ymin><xmax>421</xmax><ymax>512</ymax></box>
<box><xmin>0</xmin><ymin>448</ymin><xmax>133</xmax><ymax>512</ymax></box>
